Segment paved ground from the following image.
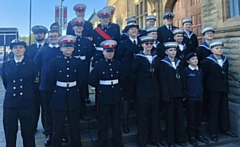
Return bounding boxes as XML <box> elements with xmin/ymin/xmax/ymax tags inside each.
<box><xmin>1</xmin><ymin>78</ymin><xmax>240</xmax><ymax>147</ymax></box>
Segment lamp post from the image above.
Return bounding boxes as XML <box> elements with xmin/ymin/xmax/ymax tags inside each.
<box><xmin>59</xmin><ymin>0</ymin><xmax>64</xmax><ymax>34</ymax></box>
<box><xmin>29</xmin><ymin>0</ymin><xmax>32</xmax><ymax>45</ymax></box>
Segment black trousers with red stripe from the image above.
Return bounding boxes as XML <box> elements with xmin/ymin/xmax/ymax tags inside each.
<box><xmin>52</xmin><ymin>108</ymin><xmax>81</xmax><ymax>147</ymax></box>
<box><xmin>97</xmin><ymin>102</ymin><xmax>124</xmax><ymax>147</ymax></box>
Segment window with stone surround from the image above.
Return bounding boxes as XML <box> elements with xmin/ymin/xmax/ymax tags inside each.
<box><xmin>135</xmin><ymin>0</ymin><xmax>148</xmax><ymax>29</ymax></box>
<box><xmin>229</xmin><ymin>0</ymin><xmax>240</xmax><ymax>17</ymax></box>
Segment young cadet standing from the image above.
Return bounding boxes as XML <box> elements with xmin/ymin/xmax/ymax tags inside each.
<box><xmin>115</xmin><ymin>22</ymin><xmax>142</xmax><ymax>134</ymax></box>
<box><xmin>172</xmin><ymin>29</ymin><xmax>193</xmax><ymax>67</ymax></box>
<box><xmin>183</xmin><ymin>52</ymin><xmax>209</xmax><ymax>146</ymax></box>
<box><xmin>34</xmin><ymin>29</ymin><xmax>62</xmax><ymax>146</ymax></box>
<box><xmin>89</xmin><ymin>40</ymin><xmax>124</xmax><ymax>147</ymax></box>
<box><xmin>182</xmin><ymin>18</ymin><xmax>198</xmax><ymax>51</ymax></box>
<box><xmin>90</xmin><ymin>9</ymin><xmax>120</xmax><ymax>67</ymax></box>
<box><xmin>196</xmin><ymin>26</ymin><xmax>215</xmax><ymax>67</ymax></box>
<box><xmin>202</xmin><ymin>40</ymin><xmax>238</xmax><ymax>141</ymax></box>
<box><xmin>1</xmin><ymin>39</ymin><xmax>38</xmax><ymax>147</ymax></box>
<box><xmin>159</xmin><ymin>42</ymin><xmax>187</xmax><ymax>147</ymax></box>
<box><xmin>46</xmin><ymin>35</ymin><xmax>84</xmax><ymax>147</ymax></box>
<box><xmin>71</xmin><ymin>17</ymin><xmax>95</xmax><ymax>120</ymax></box>
<box><xmin>131</xmin><ymin>36</ymin><xmax>165</xmax><ymax>147</ymax></box>
<box><xmin>66</xmin><ymin>3</ymin><xmax>93</xmax><ymax>37</ymax></box>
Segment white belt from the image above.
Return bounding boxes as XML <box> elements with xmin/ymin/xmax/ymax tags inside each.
<box><xmin>56</xmin><ymin>81</ymin><xmax>77</xmax><ymax>87</ymax></box>
<box><xmin>96</xmin><ymin>47</ymin><xmax>103</xmax><ymax>51</ymax></box>
<box><xmin>99</xmin><ymin>79</ymin><xmax>119</xmax><ymax>85</ymax></box>
<box><xmin>74</xmin><ymin>55</ymin><xmax>86</xmax><ymax>60</ymax></box>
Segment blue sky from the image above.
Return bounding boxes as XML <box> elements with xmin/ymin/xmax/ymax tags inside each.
<box><xmin>0</xmin><ymin>0</ymin><xmax>107</xmax><ymax>36</ymax></box>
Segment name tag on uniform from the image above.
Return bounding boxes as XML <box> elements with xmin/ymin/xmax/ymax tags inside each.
<box><xmin>188</xmin><ymin>74</ymin><xmax>196</xmax><ymax>77</ymax></box>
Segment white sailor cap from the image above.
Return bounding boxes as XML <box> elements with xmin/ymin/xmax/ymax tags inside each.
<box><xmin>100</xmin><ymin>40</ymin><xmax>117</xmax><ymax>52</ymax></box>
<box><xmin>10</xmin><ymin>39</ymin><xmax>27</xmax><ymax>49</ymax></box>
<box><xmin>201</xmin><ymin>26</ymin><xmax>215</xmax><ymax>35</ymax></box>
<box><xmin>97</xmin><ymin>9</ymin><xmax>111</xmax><ymax>18</ymax></box>
<box><xmin>103</xmin><ymin>6</ymin><xmax>115</xmax><ymax>15</ymax></box>
<box><xmin>146</xmin><ymin>27</ymin><xmax>158</xmax><ymax>33</ymax></box>
<box><xmin>126</xmin><ymin>16</ymin><xmax>137</xmax><ymax>24</ymax></box>
<box><xmin>209</xmin><ymin>40</ymin><xmax>224</xmax><ymax>49</ymax></box>
<box><xmin>71</xmin><ymin>17</ymin><xmax>85</xmax><ymax>26</ymax></box>
<box><xmin>182</xmin><ymin>17</ymin><xmax>192</xmax><ymax>24</ymax></box>
<box><xmin>73</xmin><ymin>4</ymin><xmax>86</xmax><ymax>12</ymax></box>
<box><xmin>32</xmin><ymin>25</ymin><xmax>48</xmax><ymax>34</ymax></box>
<box><xmin>146</xmin><ymin>15</ymin><xmax>156</xmax><ymax>21</ymax></box>
<box><xmin>172</xmin><ymin>29</ymin><xmax>184</xmax><ymax>35</ymax></box>
<box><xmin>140</xmin><ymin>36</ymin><xmax>154</xmax><ymax>43</ymax></box>
<box><xmin>58</xmin><ymin>35</ymin><xmax>76</xmax><ymax>46</ymax></box>
<box><xmin>164</xmin><ymin>42</ymin><xmax>178</xmax><ymax>50</ymax></box>
<box><xmin>163</xmin><ymin>12</ymin><xmax>175</xmax><ymax>19</ymax></box>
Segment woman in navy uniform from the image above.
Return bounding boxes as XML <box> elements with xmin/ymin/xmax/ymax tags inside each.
<box><xmin>89</xmin><ymin>40</ymin><xmax>124</xmax><ymax>147</ymax></box>
<box><xmin>71</xmin><ymin>17</ymin><xmax>95</xmax><ymax>120</ymax></box>
<box><xmin>131</xmin><ymin>36</ymin><xmax>165</xmax><ymax>147</ymax></box>
<box><xmin>115</xmin><ymin>22</ymin><xmax>142</xmax><ymax>134</ymax></box>
<box><xmin>1</xmin><ymin>39</ymin><xmax>38</xmax><ymax>147</ymax></box>
<box><xmin>202</xmin><ymin>40</ymin><xmax>238</xmax><ymax>141</ymax></box>
<box><xmin>46</xmin><ymin>35</ymin><xmax>85</xmax><ymax>147</ymax></box>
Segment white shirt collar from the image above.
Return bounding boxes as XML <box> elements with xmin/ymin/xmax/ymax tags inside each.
<box><xmin>14</xmin><ymin>56</ymin><xmax>24</xmax><ymax>63</ymax></box>
<box><xmin>188</xmin><ymin>65</ymin><xmax>199</xmax><ymax>70</ymax></box>
<box><xmin>49</xmin><ymin>44</ymin><xmax>60</xmax><ymax>48</ymax></box>
<box><xmin>129</xmin><ymin>37</ymin><xmax>137</xmax><ymax>44</ymax></box>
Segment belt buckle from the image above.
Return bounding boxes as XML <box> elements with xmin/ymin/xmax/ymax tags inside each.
<box><xmin>111</xmin><ymin>80</ymin><xmax>113</xmax><ymax>85</ymax></box>
<box><xmin>67</xmin><ymin>82</ymin><xmax>69</xmax><ymax>87</ymax></box>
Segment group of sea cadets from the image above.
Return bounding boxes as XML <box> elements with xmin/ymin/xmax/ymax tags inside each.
<box><xmin>1</xmin><ymin>3</ymin><xmax>239</xmax><ymax>147</ymax></box>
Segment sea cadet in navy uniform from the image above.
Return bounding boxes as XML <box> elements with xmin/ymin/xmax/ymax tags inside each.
<box><xmin>71</xmin><ymin>17</ymin><xmax>95</xmax><ymax>120</ymax></box>
<box><xmin>90</xmin><ymin>9</ymin><xmax>120</xmax><ymax>67</ymax></box>
<box><xmin>89</xmin><ymin>40</ymin><xmax>124</xmax><ymax>147</ymax></box>
<box><xmin>121</xmin><ymin>17</ymin><xmax>141</xmax><ymax>41</ymax></box>
<box><xmin>34</xmin><ymin>29</ymin><xmax>62</xmax><ymax>146</ymax></box>
<box><xmin>24</xmin><ymin>25</ymin><xmax>49</xmax><ymax>134</ymax></box>
<box><xmin>183</xmin><ymin>53</ymin><xmax>209</xmax><ymax>146</ymax></box>
<box><xmin>1</xmin><ymin>39</ymin><xmax>38</xmax><ymax>147</ymax></box>
<box><xmin>103</xmin><ymin>6</ymin><xmax>115</xmax><ymax>23</ymax></box>
<box><xmin>66</xmin><ymin>4</ymin><xmax>93</xmax><ymax>37</ymax></box>
<box><xmin>146</xmin><ymin>27</ymin><xmax>164</xmax><ymax>55</ymax></box>
<box><xmin>172</xmin><ymin>29</ymin><xmax>193</xmax><ymax>67</ymax></box>
<box><xmin>196</xmin><ymin>26</ymin><xmax>215</xmax><ymax>122</ymax></box>
<box><xmin>140</xmin><ymin>15</ymin><xmax>157</xmax><ymax>36</ymax></box>
<box><xmin>202</xmin><ymin>40</ymin><xmax>238</xmax><ymax>142</ymax></box>
<box><xmin>115</xmin><ymin>22</ymin><xmax>142</xmax><ymax>134</ymax></box>
<box><xmin>157</xmin><ymin>12</ymin><xmax>178</xmax><ymax>43</ymax></box>
<box><xmin>46</xmin><ymin>35</ymin><xmax>84</xmax><ymax>147</ymax></box>
<box><xmin>182</xmin><ymin>18</ymin><xmax>199</xmax><ymax>51</ymax></box>
<box><xmin>131</xmin><ymin>36</ymin><xmax>165</xmax><ymax>147</ymax></box>
<box><xmin>196</xmin><ymin>26</ymin><xmax>215</xmax><ymax>67</ymax></box>
<box><xmin>159</xmin><ymin>42</ymin><xmax>187</xmax><ymax>147</ymax></box>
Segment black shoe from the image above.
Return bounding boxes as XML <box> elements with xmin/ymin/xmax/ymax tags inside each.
<box><xmin>122</xmin><ymin>124</ymin><xmax>129</xmax><ymax>134</ymax></box>
<box><xmin>210</xmin><ymin>134</ymin><xmax>218</xmax><ymax>141</ymax></box>
<box><xmin>151</xmin><ymin>142</ymin><xmax>166</xmax><ymax>147</ymax></box>
<box><xmin>81</xmin><ymin>115</ymin><xmax>91</xmax><ymax>121</ymax></box>
<box><xmin>167</xmin><ymin>144</ymin><xmax>175</xmax><ymax>147</ymax></box>
<box><xmin>176</xmin><ymin>142</ymin><xmax>187</xmax><ymax>146</ymax></box>
<box><xmin>188</xmin><ymin>137</ymin><xmax>198</xmax><ymax>146</ymax></box>
<box><xmin>196</xmin><ymin>135</ymin><xmax>209</xmax><ymax>144</ymax></box>
<box><xmin>223</xmin><ymin>131</ymin><xmax>238</xmax><ymax>138</ymax></box>
<box><xmin>85</xmin><ymin>98</ymin><xmax>91</xmax><ymax>104</ymax></box>
<box><xmin>44</xmin><ymin>135</ymin><xmax>52</xmax><ymax>146</ymax></box>
<box><xmin>62</xmin><ymin>136</ymin><xmax>69</xmax><ymax>144</ymax></box>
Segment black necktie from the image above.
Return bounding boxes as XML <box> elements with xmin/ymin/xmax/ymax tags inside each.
<box><xmin>133</xmin><ymin>40</ymin><xmax>136</xmax><ymax>45</ymax></box>
<box><xmin>38</xmin><ymin>44</ymin><xmax>42</xmax><ymax>49</ymax></box>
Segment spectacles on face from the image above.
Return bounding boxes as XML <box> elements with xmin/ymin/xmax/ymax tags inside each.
<box><xmin>100</xmin><ymin>16</ymin><xmax>110</xmax><ymax>19</ymax></box>
<box><xmin>62</xmin><ymin>44</ymin><xmax>75</xmax><ymax>48</ymax></box>
<box><xmin>205</xmin><ymin>32</ymin><xmax>214</xmax><ymax>35</ymax></box>
<box><xmin>145</xmin><ymin>42</ymin><xmax>153</xmax><ymax>45</ymax></box>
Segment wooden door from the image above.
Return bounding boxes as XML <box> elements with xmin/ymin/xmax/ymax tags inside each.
<box><xmin>173</xmin><ymin>0</ymin><xmax>202</xmax><ymax>44</ymax></box>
